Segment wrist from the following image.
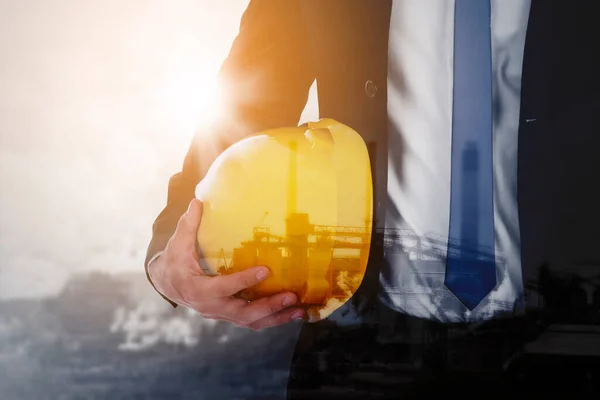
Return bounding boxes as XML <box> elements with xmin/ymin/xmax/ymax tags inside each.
<box><xmin>145</xmin><ymin>251</ymin><xmax>178</xmax><ymax>308</ymax></box>
<box><xmin>147</xmin><ymin>251</ymin><xmax>164</xmax><ymax>285</ymax></box>
<box><xmin>147</xmin><ymin>252</ymin><xmax>175</xmax><ymax>301</ymax></box>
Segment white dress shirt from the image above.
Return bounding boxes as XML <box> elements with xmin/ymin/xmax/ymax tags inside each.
<box><xmin>382</xmin><ymin>0</ymin><xmax>532</xmax><ymax>323</ymax></box>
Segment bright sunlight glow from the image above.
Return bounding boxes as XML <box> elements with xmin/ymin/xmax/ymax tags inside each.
<box><xmin>160</xmin><ymin>62</ymin><xmax>224</xmax><ymax>141</ymax></box>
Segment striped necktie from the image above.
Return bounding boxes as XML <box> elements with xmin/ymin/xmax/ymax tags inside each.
<box><xmin>444</xmin><ymin>0</ymin><xmax>497</xmax><ymax>310</ymax></box>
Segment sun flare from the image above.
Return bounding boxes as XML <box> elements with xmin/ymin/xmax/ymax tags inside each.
<box><xmin>160</xmin><ymin>65</ymin><xmax>223</xmax><ymax>140</ymax></box>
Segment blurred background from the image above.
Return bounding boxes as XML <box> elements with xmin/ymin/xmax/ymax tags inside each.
<box><xmin>0</xmin><ymin>1</ymin><xmax>318</xmax><ymax>399</ymax></box>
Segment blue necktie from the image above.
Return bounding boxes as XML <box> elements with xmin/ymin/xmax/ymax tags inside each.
<box><xmin>444</xmin><ymin>0</ymin><xmax>496</xmax><ymax>310</ymax></box>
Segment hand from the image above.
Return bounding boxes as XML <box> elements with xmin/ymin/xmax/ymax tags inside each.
<box><xmin>148</xmin><ymin>198</ymin><xmax>306</xmax><ymax>330</ymax></box>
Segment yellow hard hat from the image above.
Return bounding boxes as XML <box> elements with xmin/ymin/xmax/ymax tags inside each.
<box><xmin>195</xmin><ymin>119</ymin><xmax>373</xmax><ymax>321</ymax></box>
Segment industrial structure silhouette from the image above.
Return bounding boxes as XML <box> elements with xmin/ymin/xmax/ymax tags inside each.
<box><xmin>214</xmin><ymin>140</ymin><xmax>503</xmax><ymax>315</ymax></box>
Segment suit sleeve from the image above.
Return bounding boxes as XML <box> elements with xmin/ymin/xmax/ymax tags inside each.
<box><xmin>145</xmin><ymin>0</ymin><xmax>316</xmax><ymax>305</ymax></box>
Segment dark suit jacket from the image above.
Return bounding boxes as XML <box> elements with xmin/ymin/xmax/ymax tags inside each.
<box><xmin>147</xmin><ymin>0</ymin><xmax>600</xmax><ymax>394</ymax></box>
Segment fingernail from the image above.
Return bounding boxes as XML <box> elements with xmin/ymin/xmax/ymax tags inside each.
<box><xmin>291</xmin><ymin>311</ymin><xmax>304</xmax><ymax>320</ymax></box>
<box><xmin>255</xmin><ymin>268</ymin><xmax>269</xmax><ymax>280</ymax></box>
<box><xmin>282</xmin><ymin>296</ymin><xmax>296</xmax><ymax>307</ymax></box>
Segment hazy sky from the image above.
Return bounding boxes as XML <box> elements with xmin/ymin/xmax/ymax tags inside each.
<box><xmin>0</xmin><ymin>0</ymin><xmax>318</xmax><ymax>299</ymax></box>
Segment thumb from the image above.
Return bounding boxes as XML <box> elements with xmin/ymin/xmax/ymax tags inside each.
<box><xmin>173</xmin><ymin>198</ymin><xmax>204</xmax><ymax>247</ymax></box>
<box><xmin>185</xmin><ymin>198</ymin><xmax>203</xmax><ymax>228</ymax></box>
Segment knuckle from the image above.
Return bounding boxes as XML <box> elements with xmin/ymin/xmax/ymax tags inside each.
<box><xmin>268</xmin><ymin>297</ymin><xmax>286</xmax><ymax>313</ymax></box>
<box><xmin>243</xmin><ymin>271</ymin><xmax>259</xmax><ymax>287</ymax></box>
<box><xmin>173</xmin><ymin>218</ymin><xmax>190</xmax><ymax>238</ymax></box>
<box><xmin>176</xmin><ymin>212</ymin><xmax>188</xmax><ymax>227</ymax></box>
<box><xmin>238</xmin><ymin>277</ymin><xmax>253</xmax><ymax>291</ymax></box>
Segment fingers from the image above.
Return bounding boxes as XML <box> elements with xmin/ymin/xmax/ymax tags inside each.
<box><xmin>225</xmin><ymin>291</ymin><xmax>300</xmax><ymax>324</ymax></box>
<box><xmin>202</xmin><ymin>266</ymin><xmax>271</xmax><ymax>298</ymax></box>
<box><xmin>246</xmin><ymin>307</ymin><xmax>306</xmax><ymax>330</ymax></box>
<box><xmin>172</xmin><ymin>198</ymin><xmax>203</xmax><ymax>249</ymax></box>
<box><xmin>179</xmin><ymin>272</ymin><xmax>307</xmax><ymax>330</ymax></box>
<box><xmin>200</xmin><ymin>292</ymin><xmax>305</xmax><ymax>329</ymax></box>
<box><xmin>244</xmin><ymin>293</ymin><xmax>306</xmax><ymax>329</ymax></box>
<box><xmin>163</xmin><ymin>198</ymin><xmax>309</xmax><ymax>330</ymax></box>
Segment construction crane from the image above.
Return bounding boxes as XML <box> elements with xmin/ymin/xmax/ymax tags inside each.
<box><xmin>256</xmin><ymin>211</ymin><xmax>269</xmax><ymax>227</ymax></box>
<box><xmin>220</xmin><ymin>139</ymin><xmax>505</xmax><ymax>307</ymax></box>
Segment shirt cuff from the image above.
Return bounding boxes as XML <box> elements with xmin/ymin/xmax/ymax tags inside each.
<box><xmin>146</xmin><ymin>251</ymin><xmax>178</xmax><ymax>308</ymax></box>
<box><xmin>147</xmin><ymin>251</ymin><xmax>164</xmax><ymax>272</ymax></box>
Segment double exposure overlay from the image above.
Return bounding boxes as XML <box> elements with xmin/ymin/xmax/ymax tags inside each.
<box><xmin>195</xmin><ymin>119</ymin><xmax>373</xmax><ymax>321</ymax></box>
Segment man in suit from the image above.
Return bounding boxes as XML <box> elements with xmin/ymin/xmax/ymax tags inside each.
<box><xmin>146</xmin><ymin>0</ymin><xmax>600</xmax><ymax>396</ymax></box>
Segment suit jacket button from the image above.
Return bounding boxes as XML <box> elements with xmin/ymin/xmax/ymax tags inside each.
<box><xmin>365</xmin><ymin>80</ymin><xmax>378</xmax><ymax>99</ymax></box>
